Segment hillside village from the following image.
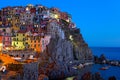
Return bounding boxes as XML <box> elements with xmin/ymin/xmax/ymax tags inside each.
<box><xmin>0</xmin><ymin>4</ymin><xmax>76</xmax><ymax>57</ymax></box>
<box><xmin>0</xmin><ymin>4</ymin><xmax>93</xmax><ymax>80</ymax></box>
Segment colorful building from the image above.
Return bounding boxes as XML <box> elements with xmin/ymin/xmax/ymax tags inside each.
<box><xmin>41</xmin><ymin>35</ymin><xmax>51</xmax><ymax>52</ymax></box>
<box><xmin>0</xmin><ymin>4</ymin><xmax>75</xmax><ymax>54</ymax></box>
<box><xmin>12</xmin><ymin>32</ymin><xmax>26</xmax><ymax>50</ymax></box>
<box><xmin>2</xmin><ymin>33</ymin><xmax>12</xmax><ymax>50</ymax></box>
<box><xmin>0</xmin><ymin>31</ymin><xmax>3</xmax><ymax>51</ymax></box>
<box><xmin>26</xmin><ymin>34</ymin><xmax>42</xmax><ymax>53</ymax></box>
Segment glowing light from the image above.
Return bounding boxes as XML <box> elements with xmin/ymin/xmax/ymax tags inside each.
<box><xmin>23</xmin><ymin>22</ymin><xmax>25</xmax><ymax>25</ymax></box>
<box><xmin>0</xmin><ymin>43</ymin><xmax>3</xmax><ymax>46</ymax></box>
<box><xmin>66</xmin><ymin>19</ymin><xmax>70</xmax><ymax>23</ymax></box>
<box><xmin>7</xmin><ymin>18</ymin><xmax>11</xmax><ymax>21</ymax></box>
<box><xmin>0</xmin><ymin>22</ymin><xmax>2</xmax><ymax>25</ymax></box>
<box><xmin>54</xmin><ymin>14</ymin><xmax>58</xmax><ymax>19</ymax></box>
<box><xmin>0</xmin><ymin>54</ymin><xmax>18</xmax><ymax>65</ymax></box>
<box><xmin>69</xmin><ymin>35</ymin><xmax>73</xmax><ymax>41</ymax></box>
<box><xmin>26</xmin><ymin>7</ymin><xmax>29</xmax><ymax>11</ymax></box>
<box><xmin>6</xmin><ymin>47</ymin><xmax>10</xmax><ymax>50</ymax></box>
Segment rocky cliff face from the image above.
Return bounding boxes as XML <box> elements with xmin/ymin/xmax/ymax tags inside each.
<box><xmin>38</xmin><ymin>21</ymin><xmax>93</xmax><ymax>79</ymax></box>
<box><xmin>72</xmin><ymin>32</ymin><xmax>93</xmax><ymax>61</ymax></box>
<box><xmin>47</xmin><ymin>37</ymin><xmax>74</xmax><ymax>63</ymax></box>
<box><xmin>47</xmin><ymin>20</ymin><xmax>93</xmax><ymax>63</ymax></box>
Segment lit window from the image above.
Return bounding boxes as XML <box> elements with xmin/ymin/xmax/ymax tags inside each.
<box><xmin>26</xmin><ymin>7</ymin><xmax>29</xmax><ymax>11</ymax></box>
<box><xmin>54</xmin><ymin>14</ymin><xmax>58</xmax><ymax>19</ymax></box>
<box><xmin>69</xmin><ymin>35</ymin><xmax>73</xmax><ymax>41</ymax></box>
<box><xmin>23</xmin><ymin>22</ymin><xmax>25</xmax><ymax>25</ymax></box>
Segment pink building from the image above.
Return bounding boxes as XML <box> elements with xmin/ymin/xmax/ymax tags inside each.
<box><xmin>2</xmin><ymin>33</ymin><xmax>12</xmax><ymax>49</ymax></box>
<box><xmin>41</xmin><ymin>35</ymin><xmax>51</xmax><ymax>52</ymax></box>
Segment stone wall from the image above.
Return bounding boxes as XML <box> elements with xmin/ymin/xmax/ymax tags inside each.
<box><xmin>23</xmin><ymin>62</ymin><xmax>39</xmax><ymax>80</ymax></box>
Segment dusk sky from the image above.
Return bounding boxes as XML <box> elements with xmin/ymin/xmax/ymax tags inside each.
<box><xmin>0</xmin><ymin>0</ymin><xmax>120</xmax><ymax>47</ymax></box>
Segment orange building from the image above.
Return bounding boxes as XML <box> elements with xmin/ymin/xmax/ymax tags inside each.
<box><xmin>26</xmin><ymin>34</ymin><xmax>42</xmax><ymax>53</ymax></box>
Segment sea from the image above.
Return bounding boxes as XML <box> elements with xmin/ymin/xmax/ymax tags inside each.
<box><xmin>90</xmin><ymin>47</ymin><xmax>120</xmax><ymax>80</ymax></box>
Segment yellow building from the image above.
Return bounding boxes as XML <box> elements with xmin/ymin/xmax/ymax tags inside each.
<box><xmin>11</xmin><ymin>17</ymin><xmax>20</xmax><ymax>31</ymax></box>
<box><xmin>10</xmin><ymin>9</ymin><xmax>20</xmax><ymax>31</ymax></box>
<box><xmin>12</xmin><ymin>32</ymin><xmax>26</xmax><ymax>50</ymax></box>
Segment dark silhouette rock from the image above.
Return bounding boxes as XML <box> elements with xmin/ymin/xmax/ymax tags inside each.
<box><xmin>80</xmin><ymin>72</ymin><xmax>104</xmax><ymax>80</ymax></box>
<box><xmin>108</xmin><ymin>76</ymin><xmax>116</xmax><ymax>80</ymax></box>
<box><xmin>38</xmin><ymin>74</ymin><xmax>49</xmax><ymax>80</ymax></box>
<box><xmin>100</xmin><ymin>54</ymin><xmax>106</xmax><ymax>62</ymax></box>
<box><xmin>81</xmin><ymin>72</ymin><xmax>92</xmax><ymax>80</ymax></box>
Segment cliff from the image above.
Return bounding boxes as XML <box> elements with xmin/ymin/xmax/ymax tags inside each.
<box><xmin>38</xmin><ymin>20</ymin><xmax>93</xmax><ymax>80</ymax></box>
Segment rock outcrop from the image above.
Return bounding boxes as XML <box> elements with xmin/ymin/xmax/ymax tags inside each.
<box><xmin>80</xmin><ymin>72</ymin><xmax>104</xmax><ymax>80</ymax></box>
<box><xmin>37</xmin><ymin>17</ymin><xmax>93</xmax><ymax>79</ymax></box>
<box><xmin>47</xmin><ymin>37</ymin><xmax>74</xmax><ymax>63</ymax></box>
<box><xmin>63</xmin><ymin>27</ymin><xmax>93</xmax><ymax>61</ymax></box>
<box><xmin>46</xmin><ymin>18</ymin><xmax>93</xmax><ymax>63</ymax></box>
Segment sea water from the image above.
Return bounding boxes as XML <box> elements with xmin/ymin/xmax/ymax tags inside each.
<box><xmin>91</xmin><ymin>47</ymin><xmax>120</xmax><ymax>60</ymax></box>
<box><xmin>90</xmin><ymin>47</ymin><xmax>120</xmax><ymax>80</ymax></box>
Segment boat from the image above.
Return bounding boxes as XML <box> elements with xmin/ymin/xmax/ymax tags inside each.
<box><xmin>99</xmin><ymin>66</ymin><xmax>110</xmax><ymax>70</ymax></box>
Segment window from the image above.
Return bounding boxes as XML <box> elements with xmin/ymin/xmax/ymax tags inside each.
<box><xmin>3</xmin><ymin>29</ymin><xmax>6</xmax><ymax>32</ymax></box>
<box><xmin>22</xmin><ymin>55</ymin><xmax>24</xmax><ymax>58</ymax></box>
<box><xmin>42</xmin><ymin>40</ymin><xmax>44</xmax><ymax>45</ymax></box>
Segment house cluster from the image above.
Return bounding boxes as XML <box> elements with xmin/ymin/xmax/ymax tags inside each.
<box><xmin>0</xmin><ymin>4</ymin><xmax>76</xmax><ymax>53</ymax></box>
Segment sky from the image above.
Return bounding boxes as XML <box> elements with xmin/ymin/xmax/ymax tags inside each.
<box><xmin>0</xmin><ymin>0</ymin><xmax>120</xmax><ymax>47</ymax></box>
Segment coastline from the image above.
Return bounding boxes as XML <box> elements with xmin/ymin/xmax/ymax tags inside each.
<box><xmin>65</xmin><ymin>53</ymin><xmax>120</xmax><ymax>80</ymax></box>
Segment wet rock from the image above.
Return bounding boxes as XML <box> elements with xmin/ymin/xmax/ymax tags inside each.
<box><xmin>93</xmin><ymin>72</ymin><xmax>104</xmax><ymax>80</ymax></box>
<box><xmin>94</xmin><ymin>54</ymin><xmax>107</xmax><ymax>64</ymax></box>
<box><xmin>94</xmin><ymin>55</ymin><xmax>120</xmax><ymax>66</ymax></box>
<box><xmin>99</xmin><ymin>54</ymin><xmax>106</xmax><ymax>62</ymax></box>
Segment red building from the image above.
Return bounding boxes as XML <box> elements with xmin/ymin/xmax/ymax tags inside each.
<box><xmin>30</xmin><ymin>8</ymin><xmax>36</xmax><ymax>14</ymax></box>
